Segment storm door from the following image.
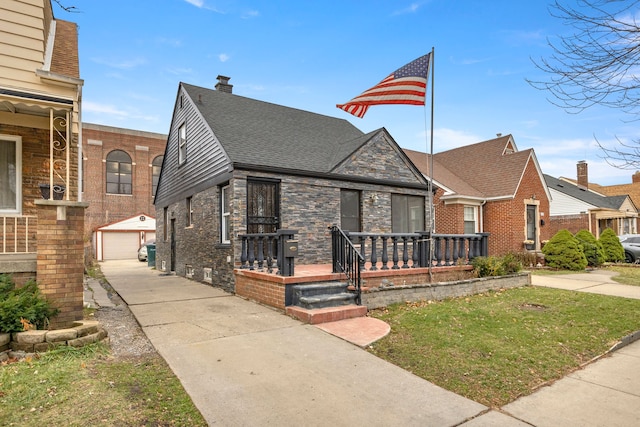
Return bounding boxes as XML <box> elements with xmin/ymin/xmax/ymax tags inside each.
<box><xmin>526</xmin><ymin>204</ymin><xmax>537</xmax><ymax>249</ymax></box>
<box><xmin>247</xmin><ymin>179</ymin><xmax>280</xmax><ymax>234</ymax></box>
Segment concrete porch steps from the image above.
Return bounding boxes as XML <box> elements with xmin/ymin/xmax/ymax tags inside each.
<box><xmin>285</xmin><ymin>304</ymin><xmax>367</xmax><ymax>325</ymax></box>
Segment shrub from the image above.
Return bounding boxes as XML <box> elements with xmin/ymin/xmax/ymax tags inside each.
<box><xmin>541</xmin><ymin>229</ymin><xmax>588</xmax><ymax>271</ymax></box>
<box><xmin>599</xmin><ymin>228</ymin><xmax>625</xmax><ymax>262</ymax></box>
<box><xmin>472</xmin><ymin>254</ymin><xmax>522</xmax><ymax>277</ymax></box>
<box><xmin>0</xmin><ymin>274</ymin><xmax>59</xmax><ymax>333</ymax></box>
<box><xmin>574</xmin><ymin>229</ymin><xmax>605</xmax><ymax>267</ymax></box>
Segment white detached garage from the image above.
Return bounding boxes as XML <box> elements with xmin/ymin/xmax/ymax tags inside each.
<box><xmin>94</xmin><ymin>214</ymin><xmax>156</xmax><ymax>261</ymax></box>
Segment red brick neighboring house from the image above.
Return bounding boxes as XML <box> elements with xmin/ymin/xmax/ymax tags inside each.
<box><xmin>82</xmin><ymin>123</ymin><xmax>166</xmax><ymax>259</ymax></box>
<box><xmin>0</xmin><ymin>0</ymin><xmax>85</xmax><ymax>328</ymax></box>
<box><xmin>405</xmin><ymin>134</ymin><xmax>552</xmax><ymax>255</ymax></box>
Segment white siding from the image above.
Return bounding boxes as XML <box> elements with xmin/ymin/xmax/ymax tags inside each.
<box><xmin>549</xmin><ymin>188</ymin><xmax>596</xmax><ymax>216</ymax></box>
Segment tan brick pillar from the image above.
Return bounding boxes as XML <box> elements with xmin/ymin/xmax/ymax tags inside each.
<box><xmin>35</xmin><ymin>200</ymin><xmax>89</xmax><ymax>329</ymax></box>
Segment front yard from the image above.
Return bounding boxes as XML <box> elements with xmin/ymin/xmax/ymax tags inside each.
<box><xmin>368</xmin><ymin>285</ymin><xmax>640</xmax><ymax>407</ymax></box>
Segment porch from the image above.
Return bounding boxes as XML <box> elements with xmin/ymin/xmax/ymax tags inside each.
<box><xmin>232</xmin><ymin>228</ymin><xmax>531</xmax><ymax>324</ymax></box>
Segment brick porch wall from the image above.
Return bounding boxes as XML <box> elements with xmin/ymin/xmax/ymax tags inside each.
<box><xmin>35</xmin><ymin>200</ymin><xmax>88</xmax><ymax>329</ymax></box>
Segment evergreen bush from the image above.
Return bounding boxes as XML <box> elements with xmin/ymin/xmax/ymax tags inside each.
<box><xmin>574</xmin><ymin>229</ymin><xmax>605</xmax><ymax>267</ymax></box>
<box><xmin>541</xmin><ymin>229</ymin><xmax>588</xmax><ymax>271</ymax></box>
<box><xmin>599</xmin><ymin>228</ymin><xmax>625</xmax><ymax>263</ymax></box>
<box><xmin>0</xmin><ymin>274</ymin><xmax>59</xmax><ymax>333</ymax></box>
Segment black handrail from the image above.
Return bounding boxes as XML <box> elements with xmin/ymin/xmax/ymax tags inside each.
<box><xmin>329</xmin><ymin>225</ymin><xmax>363</xmax><ymax>305</ymax></box>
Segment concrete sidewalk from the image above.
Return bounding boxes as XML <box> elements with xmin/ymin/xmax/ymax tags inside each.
<box><xmin>98</xmin><ymin>261</ymin><xmax>640</xmax><ymax>426</ymax></box>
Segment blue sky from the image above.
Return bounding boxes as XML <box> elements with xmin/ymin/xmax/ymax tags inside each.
<box><xmin>64</xmin><ymin>0</ymin><xmax>639</xmax><ymax>185</ymax></box>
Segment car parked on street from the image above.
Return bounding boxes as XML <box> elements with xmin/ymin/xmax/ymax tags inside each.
<box><xmin>137</xmin><ymin>239</ymin><xmax>155</xmax><ymax>262</ymax></box>
<box><xmin>619</xmin><ymin>234</ymin><xmax>640</xmax><ymax>263</ymax></box>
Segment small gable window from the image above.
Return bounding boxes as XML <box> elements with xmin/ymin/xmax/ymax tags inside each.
<box><xmin>178</xmin><ymin>123</ymin><xmax>187</xmax><ymax>165</ymax></box>
<box><xmin>106</xmin><ymin>150</ymin><xmax>132</xmax><ymax>195</ymax></box>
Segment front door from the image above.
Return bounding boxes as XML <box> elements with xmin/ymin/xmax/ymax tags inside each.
<box><xmin>247</xmin><ymin>179</ymin><xmax>280</xmax><ymax>234</ymax></box>
<box><xmin>526</xmin><ymin>204</ymin><xmax>537</xmax><ymax>249</ymax></box>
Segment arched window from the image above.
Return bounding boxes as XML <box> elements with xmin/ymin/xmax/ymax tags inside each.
<box><xmin>106</xmin><ymin>150</ymin><xmax>132</xmax><ymax>194</ymax></box>
<box><xmin>152</xmin><ymin>155</ymin><xmax>163</xmax><ymax>196</ymax></box>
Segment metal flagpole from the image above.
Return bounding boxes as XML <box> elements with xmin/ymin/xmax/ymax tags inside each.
<box><xmin>427</xmin><ymin>47</ymin><xmax>435</xmax><ymax>281</ymax></box>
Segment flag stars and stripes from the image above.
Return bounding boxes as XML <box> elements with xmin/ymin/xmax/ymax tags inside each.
<box><xmin>337</xmin><ymin>53</ymin><xmax>431</xmax><ymax>118</ymax></box>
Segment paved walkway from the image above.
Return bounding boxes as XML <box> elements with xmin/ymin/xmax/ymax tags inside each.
<box><xmin>96</xmin><ymin>261</ymin><xmax>640</xmax><ymax>426</ymax></box>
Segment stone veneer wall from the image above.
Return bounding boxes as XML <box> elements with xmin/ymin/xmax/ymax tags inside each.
<box><xmin>35</xmin><ymin>200</ymin><xmax>88</xmax><ymax>329</ymax></box>
<box><xmin>0</xmin><ymin>320</ymin><xmax>107</xmax><ymax>355</ymax></box>
<box><xmin>362</xmin><ymin>273</ymin><xmax>531</xmax><ymax>309</ymax></box>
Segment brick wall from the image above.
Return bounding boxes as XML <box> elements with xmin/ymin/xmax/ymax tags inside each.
<box><xmin>547</xmin><ymin>214</ymin><xmax>590</xmax><ymax>236</ymax></box>
<box><xmin>35</xmin><ymin>201</ymin><xmax>87</xmax><ymax>329</ymax></box>
<box><xmin>434</xmin><ymin>157</ymin><xmax>551</xmax><ymax>255</ymax></box>
<box><xmin>82</xmin><ymin>124</ymin><xmax>166</xmax><ymax>246</ymax></box>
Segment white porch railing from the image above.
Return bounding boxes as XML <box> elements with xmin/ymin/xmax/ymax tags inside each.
<box><xmin>1</xmin><ymin>216</ymin><xmax>37</xmax><ymax>254</ymax></box>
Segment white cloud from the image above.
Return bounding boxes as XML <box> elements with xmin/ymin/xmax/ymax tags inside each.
<box><xmin>184</xmin><ymin>0</ymin><xmax>204</xmax><ymax>7</ymax></box>
<box><xmin>242</xmin><ymin>10</ymin><xmax>259</xmax><ymax>19</ymax></box>
<box><xmin>83</xmin><ymin>101</ymin><xmax>129</xmax><ymax>117</ymax></box>
<box><xmin>218</xmin><ymin>53</ymin><xmax>230</xmax><ymax>62</ymax></box>
<box><xmin>91</xmin><ymin>57</ymin><xmax>147</xmax><ymax>69</ymax></box>
<box><xmin>392</xmin><ymin>2</ymin><xmax>423</xmax><ymax>16</ymax></box>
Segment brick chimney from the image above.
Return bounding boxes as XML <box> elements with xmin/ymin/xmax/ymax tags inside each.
<box><xmin>633</xmin><ymin>171</ymin><xmax>640</xmax><ymax>184</ymax></box>
<box><xmin>577</xmin><ymin>160</ymin><xmax>588</xmax><ymax>189</ymax></box>
<box><xmin>215</xmin><ymin>75</ymin><xmax>233</xmax><ymax>93</ymax></box>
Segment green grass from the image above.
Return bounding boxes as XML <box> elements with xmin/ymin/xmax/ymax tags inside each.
<box><xmin>0</xmin><ymin>344</ymin><xmax>207</xmax><ymax>426</ymax></box>
<box><xmin>604</xmin><ymin>265</ymin><xmax>640</xmax><ymax>286</ymax></box>
<box><xmin>368</xmin><ymin>286</ymin><xmax>640</xmax><ymax>408</ymax></box>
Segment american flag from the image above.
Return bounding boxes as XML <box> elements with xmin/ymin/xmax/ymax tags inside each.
<box><xmin>337</xmin><ymin>53</ymin><xmax>431</xmax><ymax>118</ymax></box>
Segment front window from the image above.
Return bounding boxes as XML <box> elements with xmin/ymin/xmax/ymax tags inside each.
<box><xmin>106</xmin><ymin>150</ymin><xmax>132</xmax><ymax>194</ymax></box>
<box><xmin>152</xmin><ymin>155</ymin><xmax>163</xmax><ymax>196</ymax></box>
<box><xmin>340</xmin><ymin>189</ymin><xmax>361</xmax><ymax>232</ymax></box>
<box><xmin>392</xmin><ymin>194</ymin><xmax>425</xmax><ymax>233</ymax></box>
<box><xmin>178</xmin><ymin>123</ymin><xmax>187</xmax><ymax>164</ymax></box>
<box><xmin>464</xmin><ymin>206</ymin><xmax>477</xmax><ymax>234</ymax></box>
<box><xmin>221</xmin><ymin>185</ymin><xmax>230</xmax><ymax>243</ymax></box>
<box><xmin>0</xmin><ymin>135</ymin><xmax>21</xmax><ymax>214</ymax></box>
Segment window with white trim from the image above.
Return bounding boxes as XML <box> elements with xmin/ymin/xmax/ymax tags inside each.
<box><xmin>464</xmin><ymin>206</ymin><xmax>477</xmax><ymax>234</ymax></box>
<box><xmin>106</xmin><ymin>150</ymin><xmax>132</xmax><ymax>194</ymax></box>
<box><xmin>0</xmin><ymin>135</ymin><xmax>21</xmax><ymax>214</ymax></box>
<box><xmin>221</xmin><ymin>185</ymin><xmax>230</xmax><ymax>243</ymax></box>
<box><xmin>178</xmin><ymin>123</ymin><xmax>187</xmax><ymax>164</ymax></box>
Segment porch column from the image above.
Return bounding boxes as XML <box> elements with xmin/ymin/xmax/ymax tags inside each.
<box><xmin>34</xmin><ymin>199</ymin><xmax>89</xmax><ymax>329</ymax></box>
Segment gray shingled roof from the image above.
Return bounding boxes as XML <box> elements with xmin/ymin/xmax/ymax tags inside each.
<box><xmin>544</xmin><ymin>174</ymin><xmax>625</xmax><ymax>209</ymax></box>
<box><xmin>181</xmin><ymin>83</ymin><xmax>367</xmax><ymax>173</ymax></box>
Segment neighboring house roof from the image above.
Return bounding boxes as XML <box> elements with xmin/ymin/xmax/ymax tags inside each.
<box><xmin>405</xmin><ymin>134</ymin><xmax>549</xmax><ymax>201</ymax></box>
<box><xmin>181</xmin><ymin>83</ymin><xmax>368</xmax><ymax>173</ymax></box>
<box><xmin>590</xmin><ymin>182</ymin><xmax>640</xmax><ymax>213</ymax></box>
<box><xmin>545</xmin><ymin>174</ymin><xmax>636</xmax><ymax>211</ymax></box>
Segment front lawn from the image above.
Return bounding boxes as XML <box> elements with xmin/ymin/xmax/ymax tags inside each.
<box><xmin>604</xmin><ymin>265</ymin><xmax>640</xmax><ymax>286</ymax></box>
<box><xmin>368</xmin><ymin>286</ymin><xmax>640</xmax><ymax>408</ymax></box>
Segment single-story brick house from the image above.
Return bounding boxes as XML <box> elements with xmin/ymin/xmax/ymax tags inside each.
<box><xmin>153</xmin><ymin>76</ymin><xmax>433</xmax><ymax>291</ymax></box>
<box><xmin>405</xmin><ymin>134</ymin><xmax>552</xmax><ymax>254</ymax></box>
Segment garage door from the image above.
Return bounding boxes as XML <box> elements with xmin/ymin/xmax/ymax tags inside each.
<box><xmin>102</xmin><ymin>232</ymin><xmax>140</xmax><ymax>260</ymax></box>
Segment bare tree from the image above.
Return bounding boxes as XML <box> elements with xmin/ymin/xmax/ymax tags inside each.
<box><xmin>52</xmin><ymin>0</ymin><xmax>78</xmax><ymax>13</ymax></box>
<box><xmin>529</xmin><ymin>0</ymin><xmax>640</xmax><ymax>169</ymax></box>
